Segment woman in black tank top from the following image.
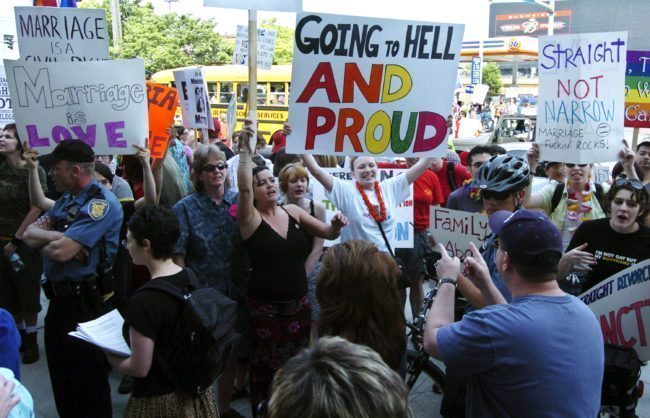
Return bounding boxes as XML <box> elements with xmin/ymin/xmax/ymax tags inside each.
<box><xmin>235</xmin><ymin>123</ymin><xmax>347</xmax><ymax>415</ymax></box>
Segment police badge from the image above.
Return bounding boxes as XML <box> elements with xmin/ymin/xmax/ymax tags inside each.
<box><xmin>88</xmin><ymin>199</ymin><xmax>109</xmax><ymax>221</ymax></box>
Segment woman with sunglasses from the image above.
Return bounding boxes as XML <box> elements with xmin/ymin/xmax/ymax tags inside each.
<box><xmin>237</xmin><ymin>121</ymin><xmax>347</xmax><ymax>416</ymax></box>
<box><xmin>525</xmin><ymin>143</ymin><xmax>609</xmax><ymax>250</ymax></box>
<box><xmin>559</xmin><ymin>177</ymin><xmax>650</xmax><ymax>294</ymax></box>
<box><xmin>171</xmin><ymin>144</ymin><xmax>248</xmax><ymax>418</ymax></box>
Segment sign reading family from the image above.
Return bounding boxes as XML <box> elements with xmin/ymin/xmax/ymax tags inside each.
<box><xmin>14</xmin><ymin>7</ymin><xmax>109</xmax><ymax>62</ymax></box>
<box><xmin>537</xmin><ymin>31</ymin><xmax>627</xmax><ymax>163</ymax></box>
<box><xmin>4</xmin><ymin>58</ymin><xmax>147</xmax><ymax>154</ymax></box>
<box><xmin>287</xmin><ymin>13</ymin><xmax>464</xmax><ymax>158</ymax></box>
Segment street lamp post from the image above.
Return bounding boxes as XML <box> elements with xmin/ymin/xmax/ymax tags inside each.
<box><xmin>524</xmin><ymin>0</ymin><xmax>556</xmax><ymax>35</ymax></box>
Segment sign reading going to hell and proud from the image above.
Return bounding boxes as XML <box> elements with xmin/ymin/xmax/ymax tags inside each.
<box><xmin>624</xmin><ymin>50</ymin><xmax>650</xmax><ymax>129</ymax></box>
<box><xmin>14</xmin><ymin>7</ymin><xmax>109</xmax><ymax>62</ymax></box>
<box><xmin>0</xmin><ymin>66</ymin><xmax>14</xmax><ymax>124</ymax></box>
<box><xmin>287</xmin><ymin>13</ymin><xmax>464</xmax><ymax>158</ymax></box>
<box><xmin>536</xmin><ymin>31</ymin><xmax>627</xmax><ymax>163</ymax></box>
<box><xmin>429</xmin><ymin>207</ymin><xmax>490</xmax><ymax>259</ymax></box>
<box><xmin>173</xmin><ymin>67</ymin><xmax>213</xmax><ymax>130</ymax></box>
<box><xmin>579</xmin><ymin>260</ymin><xmax>650</xmax><ymax>361</ymax></box>
<box><xmin>4</xmin><ymin>58</ymin><xmax>147</xmax><ymax>154</ymax></box>
<box><xmin>233</xmin><ymin>25</ymin><xmax>278</xmax><ymax>70</ymax></box>
<box><xmin>146</xmin><ymin>82</ymin><xmax>178</xmax><ymax>159</ymax></box>
<box><xmin>311</xmin><ymin>168</ymin><xmax>414</xmax><ymax>248</ymax></box>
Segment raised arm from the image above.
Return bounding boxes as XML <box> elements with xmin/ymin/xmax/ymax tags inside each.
<box><xmin>524</xmin><ymin>143</ymin><xmax>544</xmax><ymax>209</ymax></box>
<box><xmin>133</xmin><ymin>143</ymin><xmax>157</xmax><ymax>210</ymax></box>
<box><xmin>281</xmin><ymin>122</ymin><xmax>335</xmax><ymax>192</ymax></box>
<box><xmin>406</xmin><ymin>115</ymin><xmax>454</xmax><ymax>185</ymax></box>
<box><xmin>284</xmin><ymin>205</ymin><xmax>347</xmax><ymax>241</ymax></box>
<box><xmin>236</xmin><ymin>123</ymin><xmax>262</xmax><ymax>239</ymax></box>
<box><xmin>23</xmin><ymin>142</ymin><xmax>55</xmax><ymax>211</ymax></box>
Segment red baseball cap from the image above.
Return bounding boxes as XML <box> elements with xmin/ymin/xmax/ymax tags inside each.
<box><xmin>271</xmin><ymin>130</ymin><xmax>286</xmax><ymax>154</ymax></box>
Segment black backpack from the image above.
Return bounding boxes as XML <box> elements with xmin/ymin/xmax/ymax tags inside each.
<box><xmin>601</xmin><ymin>344</ymin><xmax>642</xmax><ymax>415</ymax></box>
<box><xmin>550</xmin><ymin>182</ymin><xmax>605</xmax><ymax>213</ymax></box>
<box><xmin>140</xmin><ymin>269</ymin><xmax>239</xmax><ymax>396</ymax></box>
<box><xmin>446</xmin><ymin>162</ymin><xmax>459</xmax><ymax>191</ymax></box>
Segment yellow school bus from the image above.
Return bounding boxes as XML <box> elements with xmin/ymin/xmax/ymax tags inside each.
<box><xmin>150</xmin><ymin>64</ymin><xmax>291</xmax><ymax>138</ymax></box>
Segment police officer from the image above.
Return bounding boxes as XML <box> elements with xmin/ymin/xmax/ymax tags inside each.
<box><xmin>23</xmin><ymin>140</ymin><xmax>122</xmax><ymax>418</ymax></box>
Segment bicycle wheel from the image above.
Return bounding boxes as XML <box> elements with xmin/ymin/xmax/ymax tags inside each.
<box><xmin>406</xmin><ymin>348</ymin><xmax>446</xmax><ymax>416</ymax></box>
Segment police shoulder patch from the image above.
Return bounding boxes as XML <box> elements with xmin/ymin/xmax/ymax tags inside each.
<box><xmin>88</xmin><ymin>199</ymin><xmax>109</xmax><ymax>221</ymax></box>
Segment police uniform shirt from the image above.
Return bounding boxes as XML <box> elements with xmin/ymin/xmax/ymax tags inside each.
<box><xmin>43</xmin><ymin>179</ymin><xmax>123</xmax><ymax>282</ymax></box>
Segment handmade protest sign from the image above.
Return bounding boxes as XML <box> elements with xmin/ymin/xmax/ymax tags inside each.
<box><xmin>146</xmin><ymin>82</ymin><xmax>178</xmax><ymax>159</ymax></box>
<box><xmin>624</xmin><ymin>50</ymin><xmax>650</xmax><ymax>129</ymax></box>
<box><xmin>173</xmin><ymin>67</ymin><xmax>213</xmax><ymax>130</ymax></box>
<box><xmin>226</xmin><ymin>95</ymin><xmax>237</xmax><ymax>140</ymax></box>
<box><xmin>233</xmin><ymin>25</ymin><xmax>278</xmax><ymax>70</ymax></box>
<box><xmin>0</xmin><ymin>66</ymin><xmax>13</xmax><ymax>124</ymax></box>
<box><xmin>4</xmin><ymin>58</ymin><xmax>147</xmax><ymax>154</ymax></box>
<box><xmin>0</xmin><ymin>17</ymin><xmax>19</xmax><ymax>60</ymax></box>
<box><xmin>429</xmin><ymin>207</ymin><xmax>490</xmax><ymax>259</ymax></box>
<box><xmin>287</xmin><ymin>13</ymin><xmax>464</xmax><ymax>158</ymax></box>
<box><xmin>14</xmin><ymin>7</ymin><xmax>109</xmax><ymax>62</ymax></box>
<box><xmin>579</xmin><ymin>260</ymin><xmax>650</xmax><ymax>361</ymax></box>
<box><xmin>311</xmin><ymin>168</ymin><xmax>413</xmax><ymax>248</ymax></box>
<box><xmin>203</xmin><ymin>0</ymin><xmax>302</xmax><ymax>12</ymax></box>
<box><xmin>537</xmin><ymin>32</ymin><xmax>627</xmax><ymax>163</ymax></box>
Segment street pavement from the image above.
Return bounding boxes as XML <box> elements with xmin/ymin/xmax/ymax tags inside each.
<box><xmin>21</xmin><ymin>287</ymin><xmax>650</xmax><ymax>417</ymax></box>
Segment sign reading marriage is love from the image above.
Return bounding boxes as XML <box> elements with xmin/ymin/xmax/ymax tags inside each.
<box><xmin>536</xmin><ymin>31</ymin><xmax>627</xmax><ymax>164</ymax></box>
<box><xmin>579</xmin><ymin>259</ymin><xmax>650</xmax><ymax>361</ymax></box>
<box><xmin>4</xmin><ymin>58</ymin><xmax>147</xmax><ymax>155</ymax></box>
<box><xmin>287</xmin><ymin>13</ymin><xmax>464</xmax><ymax>158</ymax></box>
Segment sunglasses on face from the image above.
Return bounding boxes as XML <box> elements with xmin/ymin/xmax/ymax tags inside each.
<box><xmin>480</xmin><ymin>189</ymin><xmax>512</xmax><ymax>201</ymax></box>
<box><xmin>565</xmin><ymin>163</ymin><xmax>588</xmax><ymax>168</ymax></box>
<box><xmin>615</xmin><ymin>178</ymin><xmax>644</xmax><ymax>190</ymax></box>
<box><xmin>201</xmin><ymin>162</ymin><xmax>227</xmax><ymax>172</ymax></box>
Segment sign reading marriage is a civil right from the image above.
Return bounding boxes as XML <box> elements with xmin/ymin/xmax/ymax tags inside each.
<box><xmin>4</xmin><ymin>58</ymin><xmax>147</xmax><ymax>155</ymax></box>
<box><xmin>536</xmin><ymin>31</ymin><xmax>627</xmax><ymax>164</ymax></box>
<box><xmin>287</xmin><ymin>13</ymin><xmax>464</xmax><ymax>158</ymax></box>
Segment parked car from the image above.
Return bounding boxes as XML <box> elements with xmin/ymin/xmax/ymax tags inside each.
<box><xmin>454</xmin><ymin>114</ymin><xmax>536</xmax><ymax>152</ymax></box>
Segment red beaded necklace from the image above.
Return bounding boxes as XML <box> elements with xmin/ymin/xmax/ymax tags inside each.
<box><xmin>355</xmin><ymin>181</ymin><xmax>387</xmax><ymax>222</ymax></box>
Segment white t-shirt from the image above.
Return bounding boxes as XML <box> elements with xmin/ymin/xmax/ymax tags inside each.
<box><xmin>327</xmin><ymin>174</ymin><xmax>409</xmax><ymax>252</ymax></box>
<box><xmin>227</xmin><ymin>153</ymin><xmax>274</xmax><ymax>194</ymax></box>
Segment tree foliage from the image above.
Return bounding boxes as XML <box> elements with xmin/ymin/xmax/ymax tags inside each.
<box><xmin>482</xmin><ymin>62</ymin><xmax>503</xmax><ymax>96</ymax></box>
<box><xmin>82</xmin><ymin>0</ymin><xmax>230</xmax><ymax>74</ymax></box>
<box><xmin>259</xmin><ymin>18</ymin><xmax>294</xmax><ymax>65</ymax></box>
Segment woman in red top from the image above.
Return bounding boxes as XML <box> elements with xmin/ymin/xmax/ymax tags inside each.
<box><xmin>396</xmin><ymin>157</ymin><xmax>443</xmax><ymax>317</ymax></box>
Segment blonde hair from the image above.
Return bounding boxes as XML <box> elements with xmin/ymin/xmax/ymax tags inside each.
<box><xmin>268</xmin><ymin>336</ymin><xmax>412</xmax><ymax>418</ymax></box>
<box><xmin>190</xmin><ymin>144</ymin><xmax>226</xmax><ymax>193</ymax></box>
<box><xmin>278</xmin><ymin>163</ymin><xmax>309</xmax><ymax>194</ymax></box>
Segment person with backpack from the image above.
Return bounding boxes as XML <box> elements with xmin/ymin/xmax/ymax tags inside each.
<box><xmin>429</xmin><ymin>154</ymin><xmax>471</xmax><ymax>207</ymax></box>
<box><xmin>105</xmin><ymin>206</ymin><xmax>218</xmax><ymax>417</ymax></box>
<box><xmin>525</xmin><ymin>143</ymin><xmax>609</xmax><ymax>250</ymax></box>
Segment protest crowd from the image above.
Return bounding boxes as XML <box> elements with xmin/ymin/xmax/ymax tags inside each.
<box><xmin>1</xmin><ymin>3</ymin><xmax>650</xmax><ymax>418</ymax></box>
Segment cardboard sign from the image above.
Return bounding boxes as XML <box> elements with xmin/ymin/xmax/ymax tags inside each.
<box><xmin>311</xmin><ymin>168</ymin><xmax>414</xmax><ymax>248</ymax></box>
<box><xmin>14</xmin><ymin>7</ymin><xmax>109</xmax><ymax>62</ymax></box>
<box><xmin>173</xmin><ymin>67</ymin><xmax>214</xmax><ymax>130</ymax></box>
<box><xmin>146</xmin><ymin>82</ymin><xmax>178</xmax><ymax>159</ymax></box>
<box><xmin>233</xmin><ymin>25</ymin><xmax>278</xmax><ymax>70</ymax></box>
<box><xmin>624</xmin><ymin>50</ymin><xmax>650</xmax><ymax>129</ymax></box>
<box><xmin>287</xmin><ymin>13</ymin><xmax>464</xmax><ymax>158</ymax></box>
<box><xmin>0</xmin><ymin>66</ymin><xmax>13</xmax><ymax>125</ymax></box>
<box><xmin>202</xmin><ymin>0</ymin><xmax>302</xmax><ymax>12</ymax></box>
<box><xmin>579</xmin><ymin>260</ymin><xmax>650</xmax><ymax>361</ymax></box>
<box><xmin>536</xmin><ymin>32</ymin><xmax>627</xmax><ymax>164</ymax></box>
<box><xmin>429</xmin><ymin>207</ymin><xmax>490</xmax><ymax>259</ymax></box>
<box><xmin>4</xmin><ymin>58</ymin><xmax>147</xmax><ymax>154</ymax></box>
<box><xmin>470</xmin><ymin>84</ymin><xmax>489</xmax><ymax>105</ymax></box>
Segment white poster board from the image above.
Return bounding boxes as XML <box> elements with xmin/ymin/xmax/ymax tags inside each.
<box><xmin>233</xmin><ymin>25</ymin><xmax>277</xmax><ymax>70</ymax></box>
<box><xmin>0</xmin><ymin>65</ymin><xmax>14</xmax><ymax>125</ymax></box>
<box><xmin>226</xmin><ymin>95</ymin><xmax>237</xmax><ymax>139</ymax></box>
<box><xmin>470</xmin><ymin>84</ymin><xmax>489</xmax><ymax>105</ymax></box>
<box><xmin>536</xmin><ymin>32</ymin><xmax>627</xmax><ymax>163</ymax></box>
<box><xmin>14</xmin><ymin>7</ymin><xmax>109</xmax><ymax>61</ymax></box>
<box><xmin>311</xmin><ymin>168</ymin><xmax>414</xmax><ymax>248</ymax></box>
<box><xmin>4</xmin><ymin>58</ymin><xmax>147</xmax><ymax>154</ymax></box>
<box><xmin>578</xmin><ymin>259</ymin><xmax>650</xmax><ymax>361</ymax></box>
<box><xmin>429</xmin><ymin>207</ymin><xmax>490</xmax><ymax>259</ymax></box>
<box><xmin>202</xmin><ymin>0</ymin><xmax>302</xmax><ymax>12</ymax></box>
<box><xmin>287</xmin><ymin>13</ymin><xmax>464</xmax><ymax>158</ymax></box>
<box><xmin>0</xmin><ymin>17</ymin><xmax>19</xmax><ymax>60</ymax></box>
<box><xmin>173</xmin><ymin>67</ymin><xmax>214</xmax><ymax>130</ymax></box>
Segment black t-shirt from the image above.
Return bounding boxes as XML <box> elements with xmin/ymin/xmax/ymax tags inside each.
<box><xmin>567</xmin><ymin>218</ymin><xmax>650</xmax><ymax>292</ymax></box>
<box><xmin>123</xmin><ymin>270</ymin><xmax>186</xmax><ymax>397</ymax></box>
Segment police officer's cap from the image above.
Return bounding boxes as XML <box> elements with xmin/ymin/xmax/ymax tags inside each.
<box><xmin>40</xmin><ymin>140</ymin><xmax>95</xmax><ymax>165</ymax></box>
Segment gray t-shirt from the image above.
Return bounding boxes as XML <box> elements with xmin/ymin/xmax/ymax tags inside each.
<box><xmin>111</xmin><ymin>175</ymin><xmax>134</xmax><ymax>201</ymax></box>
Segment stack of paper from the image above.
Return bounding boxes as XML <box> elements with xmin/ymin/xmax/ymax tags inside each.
<box><xmin>69</xmin><ymin>309</ymin><xmax>131</xmax><ymax>357</ymax></box>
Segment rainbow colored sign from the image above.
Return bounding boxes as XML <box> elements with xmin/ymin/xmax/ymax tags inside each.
<box><xmin>624</xmin><ymin>50</ymin><xmax>650</xmax><ymax>129</ymax></box>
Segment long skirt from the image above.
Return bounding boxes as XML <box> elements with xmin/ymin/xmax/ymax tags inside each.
<box><xmin>247</xmin><ymin>294</ymin><xmax>310</xmax><ymax>415</ymax></box>
<box><xmin>123</xmin><ymin>388</ymin><xmax>218</xmax><ymax>418</ymax></box>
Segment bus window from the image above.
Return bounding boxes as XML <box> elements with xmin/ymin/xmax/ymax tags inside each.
<box><xmin>220</xmin><ymin>82</ymin><xmax>234</xmax><ymax>104</ymax></box>
<box><xmin>207</xmin><ymin>82</ymin><xmax>218</xmax><ymax>104</ymax></box>
<box><xmin>237</xmin><ymin>83</ymin><xmax>267</xmax><ymax>105</ymax></box>
<box><xmin>269</xmin><ymin>82</ymin><xmax>287</xmax><ymax>105</ymax></box>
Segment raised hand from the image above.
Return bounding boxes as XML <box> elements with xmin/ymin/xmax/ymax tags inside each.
<box><xmin>463</xmin><ymin>242</ymin><xmax>491</xmax><ymax>289</ymax></box>
<box><xmin>22</xmin><ymin>140</ymin><xmax>40</xmax><ymax>170</ymax></box>
<box><xmin>436</xmin><ymin>243</ymin><xmax>461</xmax><ymax>279</ymax></box>
<box><xmin>526</xmin><ymin>142</ymin><xmax>540</xmax><ymax>171</ymax></box>
<box><xmin>282</xmin><ymin>122</ymin><xmax>292</xmax><ymax>136</ymax></box>
<box><xmin>133</xmin><ymin>140</ymin><xmax>151</xmax><ymax>166</ymax></box>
